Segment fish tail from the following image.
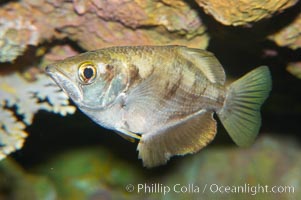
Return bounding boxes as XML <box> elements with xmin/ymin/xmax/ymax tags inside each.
<box><xmin>217</xmin><ymin>66</ymin><xmax>272</xmax><ymax>146</ymax></box>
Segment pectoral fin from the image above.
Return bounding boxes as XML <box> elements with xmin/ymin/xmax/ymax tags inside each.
<box><xmin>115</xmin><ymin>128</ymin><xmax>141</xmax><ymax>143</ymax></box>
<box><xmin>137</xmin><ymin>111</ymin><xmax>217</xmax><ymax>168</ymax></box>
<box><xmin>114</xmin><ymin>131</ymin><xmax>136</xmax><ymax>143</ymax></box>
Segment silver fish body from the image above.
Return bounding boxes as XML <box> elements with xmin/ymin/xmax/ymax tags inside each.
<box><xmin>46</xmin><ymin>46</ymin><xmax>272</xmax><ymax>168</ymax></box>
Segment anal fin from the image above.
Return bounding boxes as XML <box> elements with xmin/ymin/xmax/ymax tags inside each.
<box><xmin>137</xmin><ymin>111</ymin><xmax>217</xmax><ymax>168</ymax></box>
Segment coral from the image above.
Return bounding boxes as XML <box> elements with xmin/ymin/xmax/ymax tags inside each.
<box><xmin>0</xmin><ymin>0</ymin><xmax>299</xmax><ymax>199</ymax></box>
<box><xmin>0</xmin><ymin>0</ymin><xmax>209</xmax><ymax>159</ymax></box>
<box><xmin>0</xmin><ymin>16</ymin><xmax>39</xmax><ymax>62</ymax></box>
<box><xmin>0</xmin><ymin>0</ymin><xmax>208</xmax><ymax>63</ymax></box>
<box><xmin>0</xmin><ymin>158</ymin><xmax>56</xmax><ymax>199</ymax></box>
<box><xmin>195</xmin><ymin>0</ymin><xmax>298</xmax><ymax>26</ymax></box>
<box><xmin>269</xmin><ymin>12</ymin><xmax>301</xmax><ymax>49</ymax></box>
<box><xmin>161</xmin><ymin>135</ymin><xmax>300</xmax><ymax>199</ymax></box>
<box><xmin>287</xmin><ymin>62</ymin><xmax>301</xmax><ymax>79</ymax></box>
<box><xmin>0</xmin><ymin>73</ymin><xmax>76</xmax><ymax>160</ymax></box>
<box><xmin>0</xmin><ymin>108</ymin><xmax>26</xmax><ymax>160</ymax></box>
<box><xmin>36</xmin><ymin>147</ymin><xmax>145</xmax><ymax>200</ymax></box>
<box><xmin>40</xmin><ymin>45</ymin><xmax>79</xmax><ymax>72</ymax></box>
<box><xmin>57</xmin><ymin>0</ymin><xmax>208</xmax><ymax>49</ymax></box>
<box><xmin>1</xmin><ymin>135</ymin><xmax>297</xmax><ymax>199</ymax></box>
<box><xmin>60</xmin><ymin>0</ymin><xmax>208</xmax><ymax>49</ymax></box>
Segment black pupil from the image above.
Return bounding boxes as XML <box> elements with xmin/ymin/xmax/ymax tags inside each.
<box><xmin>83</xmin><ymin>67</ymin><xmax>94</xmax><ymax>79</ymax></box>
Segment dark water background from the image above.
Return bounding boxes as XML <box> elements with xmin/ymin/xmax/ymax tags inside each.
<box><xmin>11</xmin><ymin>1</ymin><xmax>301</xmax><ymax>176</ymax></box>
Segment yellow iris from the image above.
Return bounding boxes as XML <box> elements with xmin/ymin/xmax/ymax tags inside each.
<box><xmin>78</xmin><ymin>62</ymin><xmax>97</xmax><ymax>84</ymax></box>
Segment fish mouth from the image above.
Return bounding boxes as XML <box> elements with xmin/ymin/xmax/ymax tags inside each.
<box><xmin>45</xmin><ymin>65</ymin><xmax>83</xmax><ymax>103</ymax></box>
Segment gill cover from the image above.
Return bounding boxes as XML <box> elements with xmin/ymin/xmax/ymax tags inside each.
<box><xmin>79</xmin><ymin>61</ymin><xmax>129</xmax><ymax>110</ymax></box>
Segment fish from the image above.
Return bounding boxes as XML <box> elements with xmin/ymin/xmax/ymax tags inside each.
<box><xmin>45</xmin><ymin>45</ymin><xmax>272</xmax><ymax>168</ymax></box>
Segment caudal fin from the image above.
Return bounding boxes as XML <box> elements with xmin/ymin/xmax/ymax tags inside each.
<box><xmin>217</xmin><ymin>66</ymin><xmax>272</xmax><ymax>147</ymax></box>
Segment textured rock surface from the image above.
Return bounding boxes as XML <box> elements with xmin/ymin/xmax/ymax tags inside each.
<box><xmin>1</xmin><ymin>135</ymin><xmax>299</xmax><ymax>199</ymax></box>
<box><xmin>269</xmin><ymin>12</ymin><xmax>301</xmax><ymax>49</ymax></box>
<box><xmin>195</xmin><ymin>0</ymin><xmax>298</xmax><ymax>26</ymax></box>
<box><xmin>161</xmin><ymin>135</ymin><xmax>300</xmax><ymax>199</ymax></box>
<box><xmin>287</xmin><ymin>62</ymin><xmax>301</xmax><ymax>79</ymax></box>
<box><xmin>0</xmin><ymin>158</ymin><xmax>56</xmax><ymax>199</ymax></box>
<box><xmin>35</xmin><ymin>147</ymin><xmax>146</xmax><ymax>200</ymax></box>
<box><xmin>0</xmin><ymin>0</ymin><xmax>208</xmax><ymax>62</ymax></box>
<box><xmin>0</xmin><ymin>0</ymin><xmax>208</xmax><ymax>160</ymax></box>
<box><xmin>0</xmin><ymin>1</ymin><xmax>300</xmax><ymax>199</ymax></box>
<box><xmin>0</xmin><ymin>16</ymin><xmax>39</xmax><ymax>62</ymax></box>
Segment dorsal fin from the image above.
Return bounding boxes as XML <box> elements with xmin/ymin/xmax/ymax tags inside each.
<box><xmin>178</xmin><ymin>47</ymin><xmax>226</xmax><ymax>85</ymax></box>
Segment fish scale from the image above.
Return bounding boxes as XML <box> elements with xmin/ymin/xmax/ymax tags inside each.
<box><xmin>46</xmin><ymin>45</ymin><xmax>272</xmax><ymax>168</ymax></box>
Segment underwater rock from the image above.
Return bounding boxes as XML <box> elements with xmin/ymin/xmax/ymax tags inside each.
<box><xmin>195</xmin><ymin>0</ymin><xmax>298</xmax><ymax>26</ymax></box>
<box><xmin>65</xmin><ymin>0</ymin><xmax>208</xmax><ymax>50</ymax></box>
<box><xmin>41</xmin><ymin>45</ymin><xmax>79</xmax><ymax>68</ymax></box>
<box><xmin>0</xmin><ymin>0</ymin><xmax>208</xmax><ymax>63</ymax></box>
<box><xmin>161</xmin><ymin>135</ymin><xmax>300</xmax><ymax>199</ymax></box>
<box><xmin>269</xmin><ymin>12</ymin><xmax>301</xmax><ymax>49</ymax></box>
<box><xmin>36</xmin><ymin>147</ymin><xmax>146</xmax><ymax>200</ymax></box>
<box><xmin>287</xmin><ymin>62</ymin><xmax>301</xmax><ymax>79</ymax></box>
<box><xmin>0</xmin><ymin>158</ymin><xmax>56</xmax><ymax>200</ymax></box>
<box><xmin>0</xmin><ymin>0</ymin><xmax>208</xmax><ymax>159</ymax></box>
<box><xmin>62</xmin><ymin>0</ymin><xmax>208</xmax><ymax>49</ymax></box>
<box><xmin>26</xmin><ymin>135</ymin><xmax>300</xmax><ymax>199</ymax></box>
<box><xmin>0</xmin><ymin>16</ymin><xmax>39</xmax><ymax>63</ymax></box>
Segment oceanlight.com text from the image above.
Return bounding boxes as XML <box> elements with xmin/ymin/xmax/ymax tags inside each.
<box><xmin>125</xmin><ymin>183</ymin><xmax>295</xmax><ymax>196</ymax></box>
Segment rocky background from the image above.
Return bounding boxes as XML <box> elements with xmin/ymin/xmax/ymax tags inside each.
<box><xmin>0</xmin><ymin>0</ymin><xmax>301</xmax><ymax>199</ymax></box>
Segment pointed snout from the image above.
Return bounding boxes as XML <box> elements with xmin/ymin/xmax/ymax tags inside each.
<box><xmin>45</xmin><ymin>64</ymin><xmax>58</xmax><ymax>77</ymax></box>
<box><xmin>44</xmin><ymin>63</ymin><xmax>83</xmax><ymax>104</ymax></box>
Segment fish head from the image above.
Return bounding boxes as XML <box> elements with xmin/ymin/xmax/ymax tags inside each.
<box><xmin>45</xmin><ymin>51</ymin><xmax>129</xmax><ymax>110</ymax></box>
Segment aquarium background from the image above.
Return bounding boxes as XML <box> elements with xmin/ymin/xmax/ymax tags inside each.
<box><xmin>0</xmin><ymin>0</ymin><xmax>300</xmax><ymax>199</ymax></box>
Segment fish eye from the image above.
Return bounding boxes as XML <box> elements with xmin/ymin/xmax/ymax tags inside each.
<box><xmin>78</xmin><ymin>62</ymin><xmax>97</xmax><ymax>84</ymax></box>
